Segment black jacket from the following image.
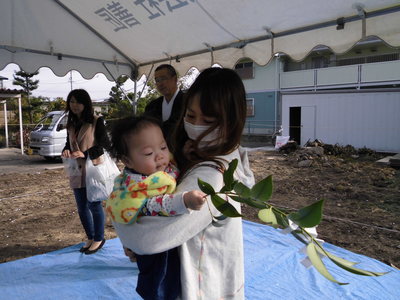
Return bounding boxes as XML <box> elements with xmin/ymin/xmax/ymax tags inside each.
<box><xmin>144</xmin><ymin>90</ymin><xmax>185</xmax><ymax>142</ymax></box>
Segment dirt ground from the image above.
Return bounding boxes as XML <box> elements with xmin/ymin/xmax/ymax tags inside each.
<box><xmin>0</xmin><ymin>147</ymin><xmax>399</xmax><ymax>269</ymax></box>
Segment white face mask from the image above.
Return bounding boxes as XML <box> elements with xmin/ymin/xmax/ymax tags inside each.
<box><xmin>184</xmin><ymin>120</ymin><xmax>219</xmax><ymax>143</ymax></box>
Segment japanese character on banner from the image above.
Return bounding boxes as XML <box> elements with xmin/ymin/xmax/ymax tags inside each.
<box><xmin>96</xmin><ymin>1</ymin><xmax>140</xmax><ymax>32</ymax></box>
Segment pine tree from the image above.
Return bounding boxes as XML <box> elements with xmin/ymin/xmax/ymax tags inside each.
<box><xmin>13</xmin><ymin>70</ymin><xmax>39</xmax><ymax>124</ymax></box>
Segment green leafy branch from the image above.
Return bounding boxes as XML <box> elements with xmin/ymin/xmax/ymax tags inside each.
<box><xmin>197</xmin><ymin>159</ymin><xmax>387</xmax><ymax>285</ymax></box>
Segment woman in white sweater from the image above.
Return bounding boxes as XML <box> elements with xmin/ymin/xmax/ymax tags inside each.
<box><xmin>113</xmin><ymin>67</ymin><xmax>255</xmax><ymax>299</ymax></box>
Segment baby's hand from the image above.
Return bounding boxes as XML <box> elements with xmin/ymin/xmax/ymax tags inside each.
<box><xmin>184</xmin><ymin>190</ymin><xmax>206</xmax><ymax>210</ymax></box>
<box><xmin>123</xmin><ymin>246</ymin><xmax>137</xmax><ymax>263</ymax></box>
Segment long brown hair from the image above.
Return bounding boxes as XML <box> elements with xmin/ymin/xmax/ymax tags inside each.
<box><xmin>171</xmin><ymin>67</ymin><xmax>247</xmax><ymax>175</ymax></box>
<box><xmin>65</xmin><ymin>89</ymin><xmax>94</xmax><ymax>129</ymax></box>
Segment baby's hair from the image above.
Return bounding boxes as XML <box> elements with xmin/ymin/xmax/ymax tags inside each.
<box><xmin>110</xmin><ymin>115</ymin><xmax>162</xmax><ymax>161</ymax></box>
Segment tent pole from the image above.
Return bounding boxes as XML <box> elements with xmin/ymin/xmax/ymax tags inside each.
<box><xmin>140</xmin><ymin>64</ymin><xmax>154</xmax><ymax>97</ymax></box>
<box><xmin>204</xmin><ymin>43</ymin><xmax>214</xmax><ymax>66</ymax></box>
<box><xmin>1</xmin><ymin>101</ymin><xmax>8</xmax><ymax>148</ymax></box>
<box><xmin>132</xmin><ymin>64</ymin><xmax>155</xmax><ymax>115</ymax></box>
<box><xmin>18</xmin><ymin>95</ymin><xmax>23</xmax><ymax>155</ymax></box>
<box><xmin>102</xmin><ymin>62</ymin><xmax>133</xmax><ymax>112</ymax></box>
<box><xmin>144</xmin><ymin>65</ymin><xmax>154</xmax><ymax>86</ymax></box>
<box><xmin>4</xmin><ymin>102</ymin><xmax>8</xmax><ymax>148</ymax></box>
<box><xmin>274</xmin><ymin>57</ymin><xmax>278</xmax><ymax>132</ymax></box>
<box><xmin>133</xmin><ymin>80</ymin><xmax>137</xmax><ymax>115</ymax></box>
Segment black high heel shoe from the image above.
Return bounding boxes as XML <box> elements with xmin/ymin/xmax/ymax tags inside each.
<box><xmin>79</xmin><ymin>241</ymin><xmax>93</xmax><ymax>253</ymax></box>
<box><xmin>84</xmin><ymin>239</ymin><xmax>106</xmax><ymax>255</ymax></box>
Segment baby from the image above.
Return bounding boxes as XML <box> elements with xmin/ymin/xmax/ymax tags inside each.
<box><xmin>106</xmin><ymin>115</ymin><xmax>205</xmax><ymax>224</ymax></box>
<box><xmin>106</xmin><ymin>115</ymin><xmax>205</xmax><ymax>300</ymax></box>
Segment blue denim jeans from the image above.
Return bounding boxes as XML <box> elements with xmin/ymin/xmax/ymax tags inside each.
<box><xmin>73</xmin><ymin>187</ymin><xmax>105</xmax><ymax>241</ymax></box>
<box><xmin>136</xmin><ymin>247</ymin><xmax>181</xmax><ymax>300</ymax></box>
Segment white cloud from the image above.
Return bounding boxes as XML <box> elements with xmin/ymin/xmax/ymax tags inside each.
<box><xmin>0</xmin><ymin>63</ymin><xmax>143</xmax><ymax>101</ymax></box>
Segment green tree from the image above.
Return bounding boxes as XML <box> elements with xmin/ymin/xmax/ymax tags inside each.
<box><xmin>107</xmin><ymin>99</ymin><xmax>134</xmax><ymax>119</ymax></box>
<box><xmin>28</xmin><ymin>96</ymin><xmax>46</xmax><ymax>124</ymax></box>
<box><xmin>109</xmin><ymin>75</ymin><xmax>129</xmax><ymax>103</ymax></box>
<box><xmin>14</xmin><ymin>96</ymin><xmax>46</xmax><ymax>125</ymax></box>
<box><xmin>107</xmin><ymin>75</ymin><xmax>134</xmax><ymax>118</ymax></box>
<box><xmin>13</xmin><ymin>70</ymin><xmax>39</xmax><ymax>124</ymax></box>
<box><xmin>135</xmin><ymin>80</ymin><xmax>160</xmax><ymax>115</ymax></box>
<box><xmin>48</xmin><ymin>97</ymin><xmax>66</xmax><ymax>112</ymax></box>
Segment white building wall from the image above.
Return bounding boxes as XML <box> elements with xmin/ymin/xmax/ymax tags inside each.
<box><xmin>282</xmin><ymin>91</ymin><xmax>400</xmax><ymax>152</ymax></box>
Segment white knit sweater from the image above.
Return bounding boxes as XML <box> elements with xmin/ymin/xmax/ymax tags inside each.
<box><xmin>113</xmin><ymin>147</ymin><xmax>255</xmax><ymax>300</ymax></box>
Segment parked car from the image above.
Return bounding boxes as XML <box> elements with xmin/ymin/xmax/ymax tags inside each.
<box><xmin>29</xmin><ymin>111</ymin><xmax>67</xmax><ymax>160</ymax></box>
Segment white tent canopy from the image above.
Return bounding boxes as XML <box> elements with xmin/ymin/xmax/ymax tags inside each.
<box><xmin>1</xmin><ymin>0</ymin><xmax>400</xmax><ymax>81</ymax></box>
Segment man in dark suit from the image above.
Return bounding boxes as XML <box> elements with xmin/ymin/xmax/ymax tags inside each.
<box><xmin>144</xmin><ymin>64</ymin><xmax>185</xmax><ymax>141</ymax></box>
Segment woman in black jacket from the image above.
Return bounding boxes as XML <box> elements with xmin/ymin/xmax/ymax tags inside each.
<box><xmin>61</xmin><ymin>89</ymin><xmax>110</xmax><ymax>254</ymax></box>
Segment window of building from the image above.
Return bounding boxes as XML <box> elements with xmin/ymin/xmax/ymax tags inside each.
<box><xmin>311</xmin><ymin>56</ymin><xmax>330</xmax><ymax>69</ymax></box>
<box><xmin>235</xmin><ymin>60</ymin><xmax>254</xmax><ymax>79</ymax></box>
<box><xmin>246</xmin><ymin>98</ymin><xmax>254</xmax><ymax>117</ymax></box>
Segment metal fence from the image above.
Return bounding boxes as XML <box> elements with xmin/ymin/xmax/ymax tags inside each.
<box><xmin>0</xmin><ymin>123</ymin><xmax>36</xmax><ymax>148</ymax></box>
<box><xmin>244</xmin><ymin>120</ymin><xmax>280</xmax><ymax>136</ymax></box>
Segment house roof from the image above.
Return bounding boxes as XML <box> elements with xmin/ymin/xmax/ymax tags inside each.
<box><xmin>0</xmin><ymin>88</ymin><xmax>24</xmax><ymax>97</ymax></box>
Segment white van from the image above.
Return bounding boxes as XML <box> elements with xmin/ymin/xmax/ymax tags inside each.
<box><xmin>29</xmin><ymin>111</ymin><xmax>68</xmax><ymax>160</ymax></box>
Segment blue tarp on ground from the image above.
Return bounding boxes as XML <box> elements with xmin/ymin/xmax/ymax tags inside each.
<box><xmin>1</xmin><ymin>220</ymin><xmax>399</xmax><ymax>300</ymax></box>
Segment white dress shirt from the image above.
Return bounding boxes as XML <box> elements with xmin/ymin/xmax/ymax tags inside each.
<box><xmin>162</xmin><ymin>88</ymin><xmax>179</xmax><ymax>122</ymax></box>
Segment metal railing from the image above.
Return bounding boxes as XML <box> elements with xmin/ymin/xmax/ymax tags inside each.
<box><xmin>280</xmin><ymin>59</ymin><xmax>400</xmax><ymax>90</ymax></box>
<box><xmin>244</xmin><ymin>120</ymin><xmax>280</xmax><ymax>136</ymax></box>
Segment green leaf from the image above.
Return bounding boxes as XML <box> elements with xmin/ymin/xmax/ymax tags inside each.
<box><xmin>326</xmin><ymin>251</ymin><xmax>388</xmax><ymax>277</ymax></box>
<box><xmin>230</xmin><ymin>195</ymin><xmax>267</xmax><ymax>209</ymax></box>
<box><xmin>258</xmin><ymin>208</ymin><xmax>278</xmax><ymax>227</ymax></box>
<box><xmin>233</xmin><ymin>182</ymin><xmax>251</xmax><ymax>198</ymax></box>
<box><xmin>230</xmin><ymin>195</ymin><xmax>248</xmax><ymax>204</ymax></box>
<box><xmin>221</xmin><ymin>159</ymin><xmax>238</xmax><ymax>191</ymax></box>
<box><xmin>210</xmin><ymin>193</ymin><xmax>225</xmax><ymax>207</ymax></box>
<box><xmin>315</xmin><ymin>246</ymin><xmax>358</xmax><ymax>267</ymax></box>
<box><xmin>197</xmin><ymin>178</ymin><xmax>215</xmax><ymax>195</ymax></box>
<box><xmin>275</xmin><ymin>211</ymin><xmax>289</xmax><ymax>228</ymax></box>
<box><xmin>288</xmin><ymin>199</ymin><xmax>324</xmax><ymax>228</ymax></box>
<box><xmin>307</xmin><ymin>243</ymin><xmax>348</xmax><ymax>285</ymax></box>
<box><xmin>220</xmin><ymin>180</ymin><xmax>238</xmax><ymax>193</ymax></box>
<box><xmin>250</xmin><ymin>175</ymin><xmax>273</xmax><ymax>202</ymax></box>
<box><xmin>211</xmin><ymin>194</ymin><xmax>242</xmax><ymax>217</ymax></box>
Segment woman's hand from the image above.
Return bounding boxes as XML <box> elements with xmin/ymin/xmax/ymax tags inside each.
<box><xmin>70</xmin><ymin>151</ymin><xmax>85</xmax><ymax>159</ymax></box>
<box><xmin>183</xmin><ymin>190</ymin><xmax>207</xmax><ymax>210</ymax></box>
<box><xmin>61</xmin><ymin>149</ymin><xmax>71</xmax><ymax>158</ymax></box>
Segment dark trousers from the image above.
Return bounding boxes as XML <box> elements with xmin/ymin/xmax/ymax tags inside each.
<box><xmin>135</xmin><ymin>247</ymin><xmax>181</xmax><ymax>300</ymax></box>
<box><xmin>73</xmin><ymin>187</ymin><xmax>105</xmax><ymax>241</ymax></box>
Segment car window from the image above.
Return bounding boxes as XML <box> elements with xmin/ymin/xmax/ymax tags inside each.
<box><xmin>34</xmin><ymin>113</ymin><xmax>63</xmax><ymax>131</ymax></box>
